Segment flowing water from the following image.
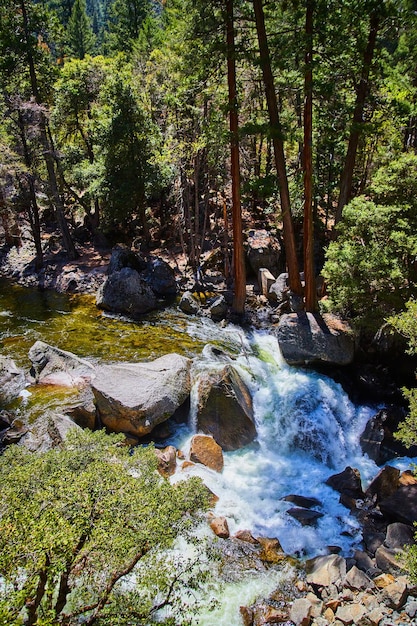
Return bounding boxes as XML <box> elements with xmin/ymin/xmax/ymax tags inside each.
<box><xmin>1</xmin><ymin>279</ymin><xmax>414</xmax><ymax>623</ymax></box>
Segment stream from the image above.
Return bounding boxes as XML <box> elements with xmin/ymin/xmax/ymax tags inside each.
<box><xmin>1</xmin><ymin>278</ymin><xmax>415</xmax><ymax>624</ymax></box>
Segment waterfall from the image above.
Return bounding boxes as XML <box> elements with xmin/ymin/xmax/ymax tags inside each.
<box><xmin>173</xmin><ymin>325</ymin><xmax>379</xmax><ymax>557</ymax></box>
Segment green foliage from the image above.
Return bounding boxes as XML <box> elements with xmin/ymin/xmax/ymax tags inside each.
<box><xmin>67</xmin><ymin>0</ymin><xmax>96</xmax><ymax>59</ymax></box>
<box><xmin>0</xmin><ymin>429</ymin><xmax>209</xmax><ymax>625</ymax></box>
<box><xmin>322</xmin><ymin>153</ymin><xmax>417</xmax><ymax>329</ymax></box>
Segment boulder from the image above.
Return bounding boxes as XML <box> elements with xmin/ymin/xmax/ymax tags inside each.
<box><xmin>246</xmin><ymin>229</ymin><xmax>282</xmax><ymax>277</ymax></box>
<box><xmin>20</xmin><ymin>412</ymin><xmax>80</xmax><ymax>452</ymax></box>
<box><xmin>96</xmin><ymin>267</ymin><xmax>157</xmax><ymax>318</ymax></box>
<box><xmin>365</xmin><ymin>466</ymin><xmax>400</xmax><ymax>503</ymax></box>
<box><xmin>276</xmin><ymin>312</ymin><xmax>355</xmax><ymax>366</ymax></box>
<box><xmin>385</xmin><ymin>523</ymin><xmax>415</xmax><ymax>550</ymax></box>
<box><xmin>28</xmin><ymin>341</ymin><xmax>95</xmax><ymax>386</ymax></box>
<box><xmin>179</xmin><ymin>291</ymin><xmax>201</xmax><ymax>315</ymax></box>
<box><xmin>344</xmin><ymin>565</ymin><xmax>375</xmax><ymax>591</ymax></box>
<box><xmin>189</xmin><ymin>434</ymin><xmax>224</xmax><ymax>472</ymax></box>
<box><xmin>335</xmin><ymin>603</ymin><xmax>367</xmax><ymax>625</ymax></box>
<box><xmin>143</xmin><ymin>257</ymin><xmax>177</xmax><ymax>296</ymax></box>
<box><xmin>208</xmin><ymin>295</ymin><xmax>228</xmax><ymax>321</ymax></box>
<box><xmin>92</xmin><ymin>353</ymin><xmax>191</xmax><ymax>437</ymax></box>
<box><xmin>210</xmin><ymin>516</ymin><xmax>230</xmax><ymax>539</ymax></box>
<box><xmin>196</xmin><ymin>365</ymin><xmax>256</xmax><ymax>451</ymax></box>
<box><xmin>360</xmin><ymin>407</ymin><xmax>416</xmax><ymax>464</ymax></box>
<box><xmin>289</xmin><ymin>598</ymin><xmax>312</xmax><ymax>626</ymax></box>
<box><xmin>306</xmin><ymin>554</ymin><xmax>347</xmax><ymax>587</ymax></box>
<box><xmin>375</xmin><ymin>544</ymin><xmax>406</xmax><ymax>574</ymax></box>
<box><xmin>0</xmin><ymin>356</ymin><xmax>26</xmax><ymax>403</ymax></box>
<box><xmin>258</xmin><ymin>268</ymin><xmax>275</xmax><ymax>298</ymax></box>
<box><xmin>268</xmin><ymin>272</ymin><xmax>289</xmax><ymax>303</ymax></box>
<box><xmin>155</xmin><ymin>445</ymin><xmax>177</xmax><ymax>477</ymax></box>
<box><xmin>286</xmin><ymin>507</ymin><xmax>324</xmax><ymax>526</ymax></box>
<box><xmin>107</xmin><ymin>244</ymin><xmax>147</xmax><ymax>275</ymax></box>
<box><xmin>282</xmin><ymin>494</ymin><xmax>322</xmax><ymax>509</ymax></box>
<box><xmin>325</xmin><ymin>466</ymin><xmax>364</xmax><ymax>500</ymax></box>
<box><xmin>379</xmin><ymin>485</ymin><xmax>417</xmax><ymax>525</ymax></box>
<box><xmin>257</xmin><ymin>537</ymin><xmax>285</xmax><ymax>564</ymax></box>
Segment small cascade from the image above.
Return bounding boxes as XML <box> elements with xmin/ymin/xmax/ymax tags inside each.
<box><xmin>176</xmin><ymin>327</ymin><xmax>379</xmax><ymax>557</ymax></box>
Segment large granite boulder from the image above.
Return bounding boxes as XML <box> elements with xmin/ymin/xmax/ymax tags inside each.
<box><xmin>96</xmin><ymin>267</ymin><xmax>157</xmax><ymax>317</ymax></box>
<box><xmin>0</xmin><ymin>356</ymin><xmax>27</xmax><ymax>403</ymax></box>
<box><xmin>189</xmin><ymin>434</ymin><xmax>224</xmax><ymax>472</ymax></box>
<box><xmin>91</xmin><ymin>353</ymin><xmax>191</xmax><ymax>437</ymax></box>
<box><xmin>107</xmin><ymin>244</ymin><xmax>147</xmax><ymax>274</ymax></box>
<box><xmin>28</xmin><ymin>341</ymin><xmax>95</xmax><ymax>386</ymax></box>
<box><xmin>143</xmin><ymin>257</ymin><xmax>177</xmax><ymax>296</ymax></box>
<box><xmin>276</xmin><ymin>312</ymin><xmax>355</xmax><ymax>366</ymax></box>
<box><xmin>196</xmin><ymin>365</ymin><xmax>256</xmax><ymax>451</ymax></box>
<box><xmin>246</xmin><ymin>229</ymin><xmax>282</xmax><ymax>277</ymax></box>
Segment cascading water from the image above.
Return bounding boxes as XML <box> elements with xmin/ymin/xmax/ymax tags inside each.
<box><xmin>173</xmin><ymin>324</ymin><xmax>380</xmax><ymax>558</ymax></box>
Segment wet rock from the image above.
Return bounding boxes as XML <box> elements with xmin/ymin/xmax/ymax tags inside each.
<box><xmin>385</xmin><ymin>522</ymin><xmax>415</xmax><ymax>550</ymax></box>
<box><xmin>326</xmin><ymin>466</ymin><xmax>364</xmax><ymax>500</ymax></box>
<box><xmin>276</xmin><ymin>312</ymin><xmax>355</xmax><ymax>366</ymax></box>
<box><xmin>179</xmin><ymin>291</ymin><xmax>200</xmax><ymax>315</ymax></box>
<box><xmin>210</xmin><ymin>516</ymin><xmax>230</xmax><ymax>539</ymax></box>
<box><xmin>28</xmin><ymin>341</ymin><xmax>95</xmax><ymax>386</ymax></box>
<box><xmin>306</xmin><ymin>554</ymin><xmax>347</xmax><ymax>587</ymax></box>
<box><xmin>155</xmin><ymin>445</ymin><xmax>177</xmax><ymax>477</ymax></box>
<box><xmin>92</xmin><ymin>354</ymin><xmax>191</xmax><ymax>438</ymax></box>
<box><xmin>0</xmin><ymin>356</ymin><xmax>27</xmax><ymax>403</ymax></box>
<box><xmin>289</xmin><ymin>597</ymin><xmax>312</xmax><ymax>625</ymax></box>
<box><xmin>286</xmin><ymin>507</ymin><xmax>324</xmax><ymax>526</ymax></box>
<box><xmin>282</xmin><ymin>494</ymin><xmax>322</xmax><ymax>509</ymax></box>
<box><xmin>257</xmin><ymin>537</ymin><xmax>285</xmax><ymax>564</ymax></box>
<box><xmin>189</xmin><ymin>434</ymin><xmax>224</xmax><ymax>472</ymax></box>
<box><xmin>196</xmin><ymin>365</ymin><xmax>256</xmax><ymax>451</ymax></box>
<box><xmin>208</xmin><ymin>295</ymin><xmax>228</xmax><ymax>321</ymax></box>
<box><xmin>96</xmin><ymin>267</ymin><xmax>157</xmax><ymax>317</ymax></box>
<box><xmin>379</xmin><ymin>485</ymin><xmax>417</xmax><ymax>525</ymax></box>
<box><xmin>365</xmin><ymin>466</ymin><xmax>400</xmax><ymax>504</ymax></box>
<box><xmin>246</xmin><ymin>229</ymin><xmax>282</xmax><ymax>277</ymax></box>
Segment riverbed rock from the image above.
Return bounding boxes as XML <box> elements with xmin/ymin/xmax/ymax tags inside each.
<box><xmin>246</xmin><ymin>229</ymin><xmax>282</xmax><ymax>277</ymax></box>
<box><xmin>143</xmin><ymin>257</ymin><xmax>177</xmax><ymax>296</ymax></box>
<box><xmin>196</xmin><ymin>365</ymin><xmax>256</xmax><ymax>451</ymax></box>
<box><xmin>189</xmin><ymin>434</ymin><xmax>224</xmax><ymax>472</ymax></box>
<box><xmin>107</xmin><ymin>244</ymin><xmax>147</xmax><ymax>274</ymax></box>
<box><xmin>325</xmin><ymin>466</ymin><xmax>364</xmax><ymax>500</ymax></box>
<box><xmin>28</xmin><ymin>341</ymin><xmax>95</xmax><ymax>386</ymax></box>
<box><xmin>385</xmin><ymin>522</ymin><xmax>415</xmax><ymax>550</ymax></box>
<box><xmin>179</xmin><ymin>291</ymin><xmax>201</xmax><ymax>315</ymax></box>
<box><xmin>306</xmin><ymin>554</ymin><xmax>347</xmax><ymax>587</ymax></box>
<box><xmin>0</xmin><ymin>355</ymin><xmax>27</xmax><ymax>403</ymax></box>
<box><xmin>282</xmin><ymin>494</ymin><xmax>323</xmax><ymax>509</ymax></box>
<box><xmin>379</xmin><ymin>485</ymin><xmax>417</xmax><ymax>525</ymax></box>
<box><xmin>210</xmin><ymin>516</ymin><xmax>230</xmax><ymax>539</ymax></box>
<box><xmin>96</xmin><ymin>267</ymin><xmax>157</xmax><ymax>318</ymax></box>
<box><xmin>268</xmin><ymin>272</ymin><xmax>289</xmax><ymax>304</ymax></box>
<box><xmin>276</xmin><ymin>312</ymin><xmax>355</xmax><ymax>366</ymax></box>
<box><xmin>92</xmin><ymin>353</ymin><xmax>191</xmax><ymax>437</ymax></box>
<box><xmin>287</xmin><ymin>507</ymin><xmax>324</xmax><ymax>526</ymax></box>
<box><xmin>365</xmin><ymin>465</ymin><xmax>400</xmax><ymax>504</ymax></box>
<box><xmin>208</xmin><ymin>295</ymin><xmax>228</xmax><ymax>321</ymax></box>
<box><xmin>360</xmin><ymin>407</ymin><xmax>415</xmax><ymax>464</ymax></box>
<box><xmin>155</xmin><ymin>445</ymin><xmax>177</xmax><ymax>477</ymax></box>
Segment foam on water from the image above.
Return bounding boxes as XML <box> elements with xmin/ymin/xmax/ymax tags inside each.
<box><xmin>174</xmin><ymin>327</ymin><xmax>380</xmax><ymax>557</ymax></box>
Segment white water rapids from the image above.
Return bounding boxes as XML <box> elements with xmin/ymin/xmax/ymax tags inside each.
<box><xmin>171</xmin><ymin>321</ymin><xmax>382</xmax><ymax>558</ymax></box>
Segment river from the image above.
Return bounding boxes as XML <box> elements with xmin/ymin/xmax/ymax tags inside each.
<box><xmin>1</xmin><ymin>279</ymin><xmax>414</xmax><ymax>624</ymax></box>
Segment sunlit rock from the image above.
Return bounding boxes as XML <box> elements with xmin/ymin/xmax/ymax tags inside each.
<box><xmin>189</xmin><ymin>434</ymin><xmax>224</xmax><ymax>472</ymax></box>
<box><xmin>276</xmin><ymin>312</ymin><xmax>355</xmax><ymax>366</ymax></box>
<box><xmin>0</xmin><ymin>355</ymin><xmax>26</xmax><ymax>402</ymax></box>
<box><xmin>196</xmin><ymin>365</ymin><xmax>256</xmax><ymax>451</ymax></box>
<box><xmin>155</xmin><ymin>445</ymin><xmax>177</xmax><ymax>477</ymax></box>
<box><xmin>28</xmin><ymin>340</ymin><xmax>95</xmax><ymax>387</ymax></box>
<box><xmin>210</xmin><ymin>516</ymin><xmax>230</xmax><ymax>539</ymax></box>
<box><xmin>92</xmin><ymin>354</ymin><xmax>191</xmax><ymax>437</ymax></box>
<box><xmin>306</xmin><ymin>554</ymin><xmax>347</xmax><ymax>587</ymax></box>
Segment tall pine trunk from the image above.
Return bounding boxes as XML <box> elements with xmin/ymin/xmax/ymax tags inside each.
<box><xmin>252</xmin><ymin>0</ymin><xmax>302</xmax><ymax>297</ymax></box>
<box><xmin>303</xmin><ymin>0</ymin><xmax>316</xmax><ymax>312</ymax></box>
<box><xmin>335</xmin><ymin>10</ymin><xmax>380</xmax><ymax>225</ymax></box>
<box><xmin>226</xmin><ymin>0</ymin><xmax>246</xmax><ymax>315</ymax></box>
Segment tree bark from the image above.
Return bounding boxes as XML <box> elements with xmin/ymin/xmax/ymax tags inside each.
<box><xmin>226</xmin><ymin>0</ymin><xmax>246</xmax><ymax>315</ymax></box>
<box><xmin>303</xmin><ymin>0</ymin><xmax>317</xmax><ymax>312</ymax></box>
<box><xmin>252</xmin><ymin>0</ymin><xmax>302</xmax><ymax>297</ymax></box>
<box><xmin>335</xmin><ymin>9</ymin><xmax>380</xmax><ymax>225</ymax></box>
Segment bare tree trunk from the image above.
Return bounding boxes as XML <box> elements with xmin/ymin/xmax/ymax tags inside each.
<box><xmin>20</xmin><ymin>0</ymin><xmax>77</xmax><ymax>260</ymax></box>
<box><xmin>303</xmin><ymin>0</ymin><xmax>317</xmax><ymax>312</ymax></box>
<box><xmin>335</xmin><ymin>10</ymin><xmax>380</xmax><ymax>224</ymax></box>
<box><xmin>252</xmin><ymin>0</ymin><xmax>302</xmax><ymax>296</ymax></box>
<box><xmin>226</xmin><ymin>0</ymin><xmax>246</xmax><ymax>315</ymax></box>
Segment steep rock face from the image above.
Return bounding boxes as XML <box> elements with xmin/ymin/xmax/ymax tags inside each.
<box><xmin>96</xmin><ymin>267</ymin><xmax>157</xmax><ymax>318</ymax></box>
<box><xmin>276</xmin><ymin>312</ymin><xmax>355</xmax><ymax>366</ymax></box>
<box><xmin>196</xmin><ymin>365</ymin><xmax>256</xmax><ymax>451</ymax></box>
<box><xmin>91</xmin><ymin>353</ymin><xmax>191</xmax><ymax>437</ymax></box>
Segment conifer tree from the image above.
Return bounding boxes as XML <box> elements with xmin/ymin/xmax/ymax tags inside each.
<box><xmin>67</xmin><ymin>0</ymin><xmax>96</xmax><ymax>59</ymax></box>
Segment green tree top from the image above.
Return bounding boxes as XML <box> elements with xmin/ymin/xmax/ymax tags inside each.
<box><xmin>67</xmin><ymin>0</ymin><xmax>96</xmax><ymax>59</ymax></box>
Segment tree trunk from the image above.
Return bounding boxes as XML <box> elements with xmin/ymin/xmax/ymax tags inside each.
<box><xmin>226</xmin><ymin>0</ymin><xmax>246</xmax><ymax>315</ymax></box>
<box><xmin>252</xmin><ymin>0</ymin><xmax>302</xmax><ymax>297</ymax></box>
<box><xmin>303</xmin><ymin>0</ymin><xmax>317</xmax><ymax>312</ymax></box>
<box><xmin>20</xmin><ymin>0</ymin><xmax>77</xmax><ymax>260</ymax></box>
<box><xmin>335</xmin><ymin>10</ymin><xmax>380</xmax><ymax>224</ymax></box>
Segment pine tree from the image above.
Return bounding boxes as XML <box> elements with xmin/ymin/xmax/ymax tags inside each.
<box><xmin>67</xmin><ymin>0</ymin><xmax>96</xmax><ymax>59</ymax></box>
